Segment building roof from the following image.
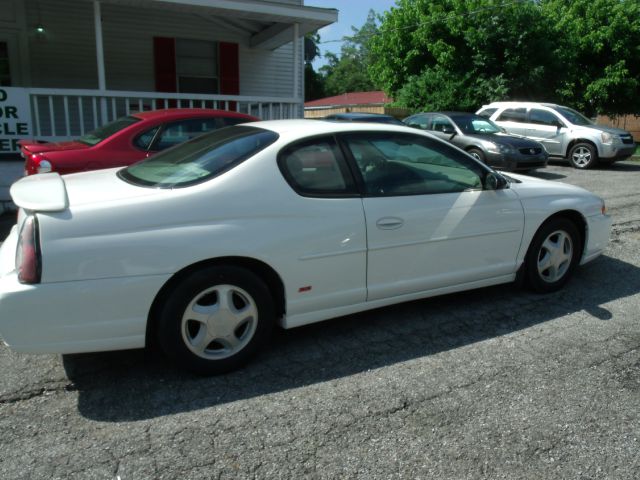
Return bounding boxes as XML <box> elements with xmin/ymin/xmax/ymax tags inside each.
<box><xmin>304</xmin><ymin>91</ymin><xmax>393</xmax><ymax>108</ymax></box>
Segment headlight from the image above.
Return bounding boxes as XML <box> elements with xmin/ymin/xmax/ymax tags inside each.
<box><xmin>487</xmin><ymin>143</ymin><xmax>514</xmax><ymax>154</ymax></box>
<box><xmin>601</xmin><ymin>132</ymin><xmax>613</xmax><ymax>144</ymax></box>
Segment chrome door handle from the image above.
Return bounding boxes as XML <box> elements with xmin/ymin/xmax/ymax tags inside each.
<box><xmin>376</xmin><ymin>217</ymin><xmax>404</xmax><ymax>230</ymax></box>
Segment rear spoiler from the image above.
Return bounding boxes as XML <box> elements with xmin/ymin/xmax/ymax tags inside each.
<box><xmin>10</xmin><ymin>173</ymin><xmax>69</xmax><ymax>212</ymax></box>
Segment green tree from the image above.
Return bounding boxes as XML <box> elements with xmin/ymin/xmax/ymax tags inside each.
<box><xmin>369</xmin><ymin>0</ymin><xmax>558</xmax><ymax>112</ymax></box>
<box><xmin>320</xmin><ymin>9</ymin><xmax>381</xmax><ymax>96</ymax></box>
<box><xmin>541</xmin><ymin>0</ymin><xmax>640</xmax><ymax>116</ymax></box>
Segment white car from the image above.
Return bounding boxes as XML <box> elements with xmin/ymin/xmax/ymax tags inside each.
<box><xmin>0</xmin><ymin>120</ymin><xmax>612</xmax><ymax>374</ymax></box>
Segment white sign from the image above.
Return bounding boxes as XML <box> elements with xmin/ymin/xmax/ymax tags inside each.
<box><xmin>0</xmin><ymin>87</ymin><xmax>33</xmax><ymax>154</ymax></box>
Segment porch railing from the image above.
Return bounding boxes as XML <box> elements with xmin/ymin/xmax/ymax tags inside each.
<box><xmin>28</xmin><ymin>88</ymin><xmax>301</xmax><ymax>140</ymax></box>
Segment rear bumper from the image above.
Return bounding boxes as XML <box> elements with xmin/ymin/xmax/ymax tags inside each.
<box><xmin>0</xmin><ymin>270</ymin><xmax>170</xmax><ymax>354</ymax></box>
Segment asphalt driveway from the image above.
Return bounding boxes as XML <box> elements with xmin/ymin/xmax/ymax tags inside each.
<box><xmin>1</xmin><ymin>160</ymin><xmax>640</xmax><ymax>479</ymax></box>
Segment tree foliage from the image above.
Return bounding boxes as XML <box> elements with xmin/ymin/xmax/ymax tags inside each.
<box><xmin>320</xmin><ymin>10</ymin><xmax>381</xmax><ymax>96</ymax></box>
<box><xmin>368</xmin><ymin>0</ymin><xmax>640</xmax><ymax>115</ymax></box>
<box><xmin>304</xmin><ymin>33</ymin><xmax>325</xmax><ymax>101</ymax></box>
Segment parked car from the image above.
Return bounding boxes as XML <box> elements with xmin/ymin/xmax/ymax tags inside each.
<box><xmin>322</xmin><ymin>112</ymin><xmax>405</xmax><ymax>125</ymax></box>
<box><xmin>403</xmin><ymin>112</ymin><xmax>548</xmax><ymax>171</ymax></box>
<box><xmin>0</xmin><ymin>120</ymin><xmax>611</xmax><ymax>374</ymax></box>
<box><xmin>477</xmin><ymin>102</ymin><xmax>635</xmax><ymax>169</ymax></box>
<box><xmin>19</xmin><ymin>108</ymin><xmax>258</xmax><ymax>175</ymax></box>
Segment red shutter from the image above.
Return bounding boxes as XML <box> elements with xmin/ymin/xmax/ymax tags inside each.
<box><xmin>219</xmin><ymin>42</ymin><xmax>239</xmax><ymax>111</ymax></box>
<box><xmin>154</xmin><ymin>37</ymin><xmax>177</xmax><ymax>108</ymax></box>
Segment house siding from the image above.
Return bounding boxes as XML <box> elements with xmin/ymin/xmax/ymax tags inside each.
<box><xmin>18</xmin><ymin>0</ymin><xmax>302</xmax><ymax>99</ymax></box>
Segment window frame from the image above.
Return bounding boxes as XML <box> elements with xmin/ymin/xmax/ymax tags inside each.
<box><xmin>336</xmin><ymin>131</ymin><xmax>492</xmax><ymax>198</ymax></box>
<box><xmin>277</xmin><ymin>134</ymin><xmax>360</xmax><ymax>199</ymax></box>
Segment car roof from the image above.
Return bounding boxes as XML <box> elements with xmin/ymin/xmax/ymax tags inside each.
<box><xmin>326</xmin><ymin>112</ymin><xmax>396</xmax><ymax>119</ymax></box>
<box><xmin>481</xmin><ymin>101</ymin><xmax>563</xmax><ymax>109</ymax></box>
<box><xmin>131</xmin><ymin>108</ymin><xmax>257</xmax><ymax>121</ymax></box>
<box><xmin>242</xmin><ymin>119</ymin><xmax>418</xmax><ymax>136</ymax></box>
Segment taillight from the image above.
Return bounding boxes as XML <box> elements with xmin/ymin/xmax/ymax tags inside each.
<box><xmin>16</xmin><ymin>215</ymin><xmax>41</xmax><ymax>284</ymax></box>
<box><xmin>24</xmin><ymin>154</ymin><xmax>52</xmax><ymax>175</ymax></box>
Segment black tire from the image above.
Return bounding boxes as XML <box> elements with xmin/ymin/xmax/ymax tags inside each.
<box><xmin>157</xmin><ymin>265</ymin><xmax>275</xmax><ymax>375</ymax></box>
<box><xmin>468</xmin><ymin>148</ymin><xmax>486</xmax><ymax>163</ymax></box>
<box><xmin>524</xmin><ymin>218</ymin><xmax>581</xmax><ymax>293</ymax></box>
<box><xmin>568</xmin><ymin>142</ymin><xmax>598</xmax><ymax>169</ymax></box>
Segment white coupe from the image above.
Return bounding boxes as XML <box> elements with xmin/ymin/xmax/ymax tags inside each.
<box><xmin>0</xmin><ymin>120</ymin><xmax>612</xmax><ymax>374</ymax></box>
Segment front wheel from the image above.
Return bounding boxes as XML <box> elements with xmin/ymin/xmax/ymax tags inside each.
<box><xmin>157</xmin><ymin>266</ymin><xmax>275</xmax><ymax>375</ymax></box>
<box><xmin>568</xmin><ymin>143</ymin><xmax>597</xmax><ymax>169</ymax></box>
<box><xmin>468</xmin><ymin>148</ymin><xmax>486</xmax><ymax>163</ymax></box>
<box><xmin>525</xmin><ymin>218</ymin><xmax>581</xmax><ymax>293</ymax></box>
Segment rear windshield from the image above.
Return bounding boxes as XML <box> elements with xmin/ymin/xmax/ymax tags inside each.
<box><xmin>118</xmin><ymin>126</ymin><xmax>278</xmax><ymax>188</ymax></box>
<box><xmin>79</xmin><ymin>116</ymin><xmax>141</xmax><ymax>145</ymax></box>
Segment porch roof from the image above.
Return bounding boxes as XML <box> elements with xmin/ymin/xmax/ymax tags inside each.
<box><xmin>91</xmin><ymin>0</ymin><xmax>338</xmax><ymax>49</ymax></box>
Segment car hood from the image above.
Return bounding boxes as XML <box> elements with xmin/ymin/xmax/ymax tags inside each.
<box><xmin>465</xmin><ymin>132</ymin><xmax>542</xmax><ymax>147</ymax></box>
<box><xmin>10</xmin><ymin>169</ymin><xmax>162</xmax><ymax>212</ymax></box>
<box><xmin>574</xmin><ymin>124</ymin><xmax>631</xmax><ymax>136</ymax></box>
<box><xmin>504</xmin><ymin>172</ymin><xmax>595</xmax><ymax>198</ymax></box>
<box><xmin>19</xmin><ymin>139</ymin><xmax>91</xmax><ymax>155</ymax></box>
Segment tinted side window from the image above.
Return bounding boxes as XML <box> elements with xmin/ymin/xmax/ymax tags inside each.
<box><xmin>497</xmin><ymin>108</ymin><xmax>526</xmax><ymax>122</ymax></box>
<box><xmin>477</xmin><ymin>107</ymin><xmax>497</xmax><ymax>118</ymax></box>
<box><xmin>222</xmin><ymin>116</ymin><xmax>253</xmax><ymax>127</ymax></box>
<box><xmin>279</xmin><ymin>137</ymin><xmax>356</xmax><ymax>196</ymax></box>
<box><xmin>404</xmin><ymin>114</ymin><xmax>430</xmax><ymax>130</ymax></box>
<box><xmin>134</xmin><ymin>126</ymin><xmax>160</xmax><ymax>150</ymax></box>
<box><xmin>529</xmin><ymin>109</ymin><xmax>562</xmax><ymax>126</ymax></box>
<box><xmin>431</xmin><ymin>115</ymin><xmax>455</xmax><ymax>132</ymax></box>
<box><xmin>342</xmin><ymin>133</ymin><xmax>484</xmax><ymax>196</ymax></box>
<box><xmin>153</xmin><ymin>118</ymin><xmax>220</xmax><ymax>151</ymax></box>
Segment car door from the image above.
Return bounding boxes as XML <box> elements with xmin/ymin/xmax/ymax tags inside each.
<box><xmin>277</xmin><ymin>135</ymin><xmax>368</xmax><ymax>316</ymax></box>
<box><xmin>494</xmin><ymin>107</ymin><xmax>527</xmax><ymax>136</ymax></box>
<box><xmin>339</xmin><ymin>132</ymin><xmax>524</xmax><ymax>301</ymax></box>
<box><xmin>524</xmin><ymin>108</ymin><xmax>567</xmax><ymax>156</ymax></box>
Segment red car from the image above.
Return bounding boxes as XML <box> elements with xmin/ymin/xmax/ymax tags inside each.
<box><xmin>20</xmin><ymin>109</ymin><xmax>258</xmax><ymax>175</ymax></box>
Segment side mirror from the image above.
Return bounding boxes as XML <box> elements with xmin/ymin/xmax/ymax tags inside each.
<box><xmin>484</xmin><ymin>172</ymin><xmax>506</xmax><ymax>191</ymax></box>
<box><xmin>442</xmin><ymin>126</ymin><xmax>455</xmax><ymax>135</ymax></box>
<box><xmin>553</xmin><ymin>120</ymin><xmax>564</xmax><ymax>129</ymax></box>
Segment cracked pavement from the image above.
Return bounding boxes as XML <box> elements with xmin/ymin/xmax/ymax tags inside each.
<box><xmin>1</xmin><ymin>160</ymin><xmax>640</xmax><ymax>479</ymax></box>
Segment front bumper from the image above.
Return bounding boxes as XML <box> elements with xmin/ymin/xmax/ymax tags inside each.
<box><xmin>581</xmin><ymin>213</ymin><xmax>613</xmax><ymax>265</ymax></box>
<box><xmin>486</xmin><ymin>150</ymin><xmax>549</xmax><ymax>171</ymax></box>
<box><xmin>599</xmin><ymin>142</ymin><xmax>636</xmax><ymax>161</ymax></box>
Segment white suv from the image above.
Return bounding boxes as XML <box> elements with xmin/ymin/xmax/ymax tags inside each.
<box><xmin>477</xmin><ymin>102</ymin><xmax>635</xmax><ymax>169</ymax></box>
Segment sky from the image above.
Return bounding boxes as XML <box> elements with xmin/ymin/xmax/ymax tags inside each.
<box><xmin>305</xmin><ymin>0</ymin><xmax>398</xmax><ymax>69</ymax></box>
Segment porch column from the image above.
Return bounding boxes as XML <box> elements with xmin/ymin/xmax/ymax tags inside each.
<box><xmin>93</xmin><ymin>0</ymin><xmax>108</xmax><ymax>124</ymax></box>
<box><xmin>293</xmin><ymin>22</ymin><xmax>300</xmax><ymax>115</ymax></box>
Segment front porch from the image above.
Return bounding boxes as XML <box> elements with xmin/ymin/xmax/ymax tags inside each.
<box><xmin>28</xmin><ymin>87</ymin><xmax>300</xmax><ymax>141</ymax></box>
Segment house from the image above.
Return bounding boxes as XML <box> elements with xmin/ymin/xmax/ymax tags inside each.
<box><xmin>0</xmin><ymin>0</ymin><xmax>337</xmax><ymax>154</ymax></box>
<box><xmin>304</xmin><ymin>91</ymin><xmax>410</xmax><ymax>119</ymax></box>
<box><xmin>0</xmin><ymin>0</ymin><xmax>337</xmax><ymax>211</ymax></box>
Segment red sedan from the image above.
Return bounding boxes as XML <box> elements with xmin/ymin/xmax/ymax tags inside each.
<box><xmin>20</xmin><ymin>109</ymin><xmax>258</xmax><ymax>175</ymax></box>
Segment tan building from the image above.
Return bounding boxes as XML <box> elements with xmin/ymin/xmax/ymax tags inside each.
<box><xmin>304</xmin><ymin>91</ymin><xmax>410</xmax><ymax>119</ymax></box>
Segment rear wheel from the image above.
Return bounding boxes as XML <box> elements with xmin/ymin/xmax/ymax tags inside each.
<box><xmin>525</xmin><ymin>218</ymin><xmax>581</xmax><ymax>293</ymax></box>
<box><xmin>568</xmin><ymin>143</ymin><xmax>597</xmax><ymax>169</ymax></box>
<box><xmin>157</xmin><ymin>265</ymin><xmax>275</xmax><ymax>374</ymax></box>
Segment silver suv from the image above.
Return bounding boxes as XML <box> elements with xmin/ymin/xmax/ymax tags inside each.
<box><xmin>477</xmin><ymin>102</ymin><xmax>635</xmax><ymax>169</ymax></box>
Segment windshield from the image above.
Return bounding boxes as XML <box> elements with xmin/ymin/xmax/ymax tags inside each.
<box><xmin>78</xmin><ymin>116</ymin><xmax>141</xmax><ymax>145</ymax></box>
<box><xmin>118</xmin><ymin>126</ymin><xmax>278</xmax><ymax>188</ymax></box>
<box><xmin>450</xmin><ymin>115</ymin><xmax>502</xmax><ymax>134</ymax></box>
<box><xmin>552</xmin><ymin>106</ymin><xmax>593</xmax><ymax>126</ymax></box>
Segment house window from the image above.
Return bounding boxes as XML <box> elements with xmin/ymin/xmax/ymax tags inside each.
<box><xmin>176</xmin><ymin>39</ymin><xmax>218</xmax><ymax>94</ymax></box>
<box><xmin>0</xmin><ymin>42</ymin><xmax>11</xmax><ymax>86</ymax></box>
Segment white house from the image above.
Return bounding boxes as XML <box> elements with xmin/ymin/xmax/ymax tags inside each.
<box><xmin>0</xmin><ymin>0</ymin><xmax>337</xmax><ymax>154</ymax></box>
